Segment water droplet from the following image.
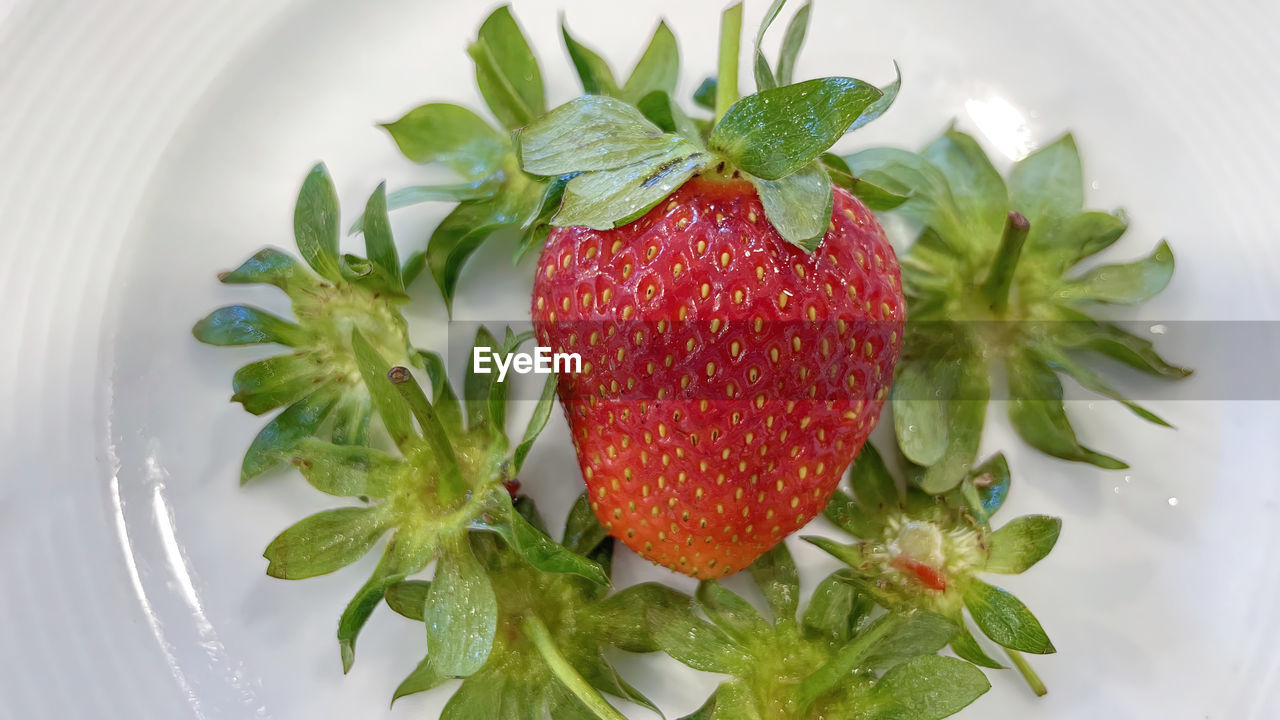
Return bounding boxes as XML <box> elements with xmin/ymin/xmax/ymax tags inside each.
<box><xmin>1150</xmin><ymin>324</ymin><xmax>1167</xmax><ymax>335</ymax></box>
<box><xmin>1123</xmin><ymin>475</ymin><xmax>1132</xmax><ymax>484</ymax></box>
<box><xmin>1090</xmin><ymin>181</ymin><xmax>1100</xmax><ymax>190</ymax></box>
<box><xmin>907</xmin><ymin>424</ymin><xmax>917</xmax><ymax>433</ymax></box>
<box><xmin>1113</xmin><ymin>486</ymin><xmax>1121</xmax><ymax>494</ymax></box>
<box><xmin>1167</xmin><ymin>497</ymin><xmax>1179</xmax><ymax>507</ymax></box>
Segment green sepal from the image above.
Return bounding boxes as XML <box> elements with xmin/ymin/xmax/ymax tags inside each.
<box><xmin>962</xmin><ymin>578</ymin><xmax>1055</xmax><ymax>655</ymax></box>
<box><xmin>240</xmin><ymin>386</ymin><xmax>340</xmax><ymax>482</ymax></box>
<box><xmin>512</xmin><ymin>373</ymin><xmax>558</xmax><ymax>473</ymax></box>
<box><xmin>263</xmin><ymin>505</ymin><xmax>390</xmax><ymax>579</ymax></box>
<box><xmin>192</xmin><ymin>305</ymin><xmax>310</xmax><ymax>347</ymax></box>
<box><xmin>1057</xmin><ymin>239</ymin><xmax>1175</xmax><ymax>304</ymax></box>
<box><xmin>356</xmin><ymin>183</ymin><xmax>404</xmax><ymax>294</ymax></box>
<box><xmin>692</xmin><ymin>77</ymin><xmax>717</xmax><ymax>111</ymax></box>
<box><xmin>1006</xmin><ymin>350</ymin><xmax>1127</xmax><ymax>469</ymax></box>
<box><xmin>218</xmin><ymin>247</ymin><xmax>316</xmax><ymax>293</ymax></box>
<box><xmin>863</xmin><ymin>655</ymin><xmax>991</xmax><ymax>720</ymax></box>
<box><xmin>486</xmin><ymin>504</ymin><xmax>609</xmax><ymax>585</ymax></box>
<box><xmin>381</xmin><ymin>102</ymin><xmax>507</xmax><ymax>177</ymax></box>
<box><xmin>384</xmin><ymin>579</ymin><xmax>431</xmax><ymax>621</ymax></box>
<box><xmin>647</xmin><ymin>605</ymin><xmax>750</xmax><ymax>674</ymax></box>
<box><xmin>424</xmin><ymin>534</ymin><xmax>499</xmax><ymax>677</ymax></box>
<box><xmin>748</xmin><ymin>542</ymin><xmax>801</xmax><ymax>623</ymax></box>
<box><xmin>863</xmin><ymin>610</ymin><xmax>955</xmax><ymax>669</ymax></box>
<box><xmin>289</xmin><ymin>438</ymin><xmax>399</xmax><ymax>498</ymax></box>
<box><xmin>984</xmin><ymin>515</ymin><xmax>1062</xmax><ymax>574</ymax></box>
<box><xmin>518</xmin><ymin>96</ymin><xmax>670</xmax><ymax>176</ymax></box>
<box><xmin>623</xmin><ymin>21</ymin><xmax>680</xmax><ymax>103</ymax></box>
<box><xmin>293</xmin><ymin>163</ymin><xmax>343</xmax><ymax>283</ymax></box>
<box><xmin>339</xmin><ymin>532</ymin><xmax>435</xmax><ymax>673</ymax></box>
<box><xmin>749</xmin><ymin>160</ymin><xmax>832</xmax><ymax>250</ymax></box>
<box><xmin>589</xmin><ymin>582</ymin><xmax>693</xmax><ymax>653</ymax></box>
<box><xmin>561</xmin><ymin>22</ymin><xmax>620</xmax><ymax>97</ymax></box>
<box><xmin>775</xmin><ymin>1</ymin><xmax>812</xmax><ymax>87</ymax></box>
<box><xmin>821</xmin><ymin>153</ymin><xmax>910</xmax><ymax>211</ymax></box>
<box><xmin>468</xmin><ymin>6</ymin><xmax>545</xmax><ymax>130</ymax></box>
<box><xmin>552</xmin><ymin>139</ymin><xmax>707</xmax><ymax>229</ymax></box>
<box><xmin>351</xmin><ymin>330</ymin><xmax>416</xmax><ymax>450</ymax></box>
<box><xmin>229</xmin><ymin>353</ymin><xmax>319</xmax><ymax>415</ymax></box>
<box><xmin>801</xmin><ymin>570</ymin><xmax>873</xmax><ymax>642</ymax></box>
<box><xmin>822</xmin><ymin>489</ymin><xmax>881</xmax><ymax>538</ymax></box>
<box><xmin>949</xmin><ymin>620</ymin><xmax>1006</xmax><ymax>669</ymax></box>
<box><xmin>696</xmin><ymin>580</ymin><xmax>769</xmax><ymax>645</ymax></box>
<box><xmin>392</xmin><ymin>654</ymin><xmax>449</xmax><ymax>704</ymax></box>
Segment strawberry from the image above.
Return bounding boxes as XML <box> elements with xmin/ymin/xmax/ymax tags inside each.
<box><xmin>531</xmin><ymin>174</ymin><xmax>904</xmax><ymax>577</ymax></box>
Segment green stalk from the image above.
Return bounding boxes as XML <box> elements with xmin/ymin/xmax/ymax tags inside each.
<box><xmin>524</xmin><ymin>615</ymin><xmax>628</xmax><ymax>720</ymax></box>
<box><xmin>981</xmin><ymin>211</ymin><xmax>1030</xmax><ymax>316</ymax></box>
<box><xmin>714</xmin><ymin>2</ymin><xmax>744</xmax><ymax>122</ymax></box>
<box><xmin>796</xmin><ymin>612</ymin><xmax>907</xmax><ymax>709</ymax></box>
<box><xmin>1006</xmin><ymin>648</ymin><xmax>1048</xmax><ymax>697</ymax></box>
<box><xmin>388</xmin><ymin>367</ymin><xmax>467</xmax><ymax>505</ymax></box>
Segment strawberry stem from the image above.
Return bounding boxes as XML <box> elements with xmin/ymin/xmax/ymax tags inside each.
<box><xmin>714</xmin><ymin>2</ymin><xmax>744</xmax><ymax>122</ymax></box>
<box><xmin>1006</xmin><ymin>648</ymin><xmax>1048</xmax><ymax>697</ymax></box>
<box><xmin>387</xmin><ymin>367</ymin><xmax>467</xmax><ymax>505</ymax></box>
<box><xmin>524</xmin><ymin>614</ymin><xmax>628</xmax><ymax>720</ymax></box>
<box><xmin>795</xmin><ymin>612</ymin><xmax>907</xmax><ymax>709</ymax></box>
<box><xmin>981</xmin><ymin>211</ymin><xmax>1030</xmax><ymax>316</ymax></box>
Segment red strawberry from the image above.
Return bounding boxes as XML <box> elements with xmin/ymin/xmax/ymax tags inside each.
<box><xmin>531</xmin><ymin>176</ymin><xmax>904</xmax><ymax>578</ymax></box>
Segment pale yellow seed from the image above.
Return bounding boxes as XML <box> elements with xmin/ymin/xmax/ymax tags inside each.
<box><xmin>710</xmin><ymin>318</ymin><xmax>722</xmax><ymax>333</ymax></box>
<box><xmin>700</xmin><ymin>283</ymin><xmax>710</xmax><ymax>298</ymax></box>
<box><xmin>778</xmin><ymin>292</ymin><xmax>789</xmax><ymax>309</ymax></box>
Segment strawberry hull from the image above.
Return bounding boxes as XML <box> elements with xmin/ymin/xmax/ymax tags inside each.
<box><xmin>532</xmin><ymin>177</ymin><xmax>905</xmax><ymax>578</ymax></box>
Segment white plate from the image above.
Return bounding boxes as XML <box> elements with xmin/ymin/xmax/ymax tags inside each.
<box><xmin>4</xmin><ymin>0</ymin><xmax>1280</xmax><ymax>718</ymax></box>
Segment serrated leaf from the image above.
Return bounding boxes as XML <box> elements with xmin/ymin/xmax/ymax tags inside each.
<box><xmin>219</xmin><ymin>247</ymin><xmax>316</xmax><ymax>293</ymax></box>
<box><xmin>290</xmin><ymin>438</ymin><xmax>399</xmax><ymax>497</ymax></box>
<box><xmin>921</xmin><ymin>129</ymin><xmax>1008</xmax><ymax>240</ymax></box>
<box><xmin>229</xmin><ymin>353</ymin><xmax>318</xmax><ymax>415</ymax></box>
<box><xmin>1009</xmin><ymin>133</ymin><xmax>1082</xmax><ymax>242</ymax></box>
<box><xmin>469</xmin><ymin>6</ymin><xmax>544</xmax><ymax>130</ymax></box>
<box><xmin>263</xmin><ymin>506</ymin><xmax>389</xmax><ymax>579</ymax></box>
<box><xmin>552</xmin><ymin>140</ymin><xmax>706</xmax><ymax>229</ymax></box>
<box><xmin>623</xmin><ymin>21</ymin><xmax>679</xmax><ymax>103</ymax></box>
<box><xmin>1006</xmin><ymin>350</ymin><xmax>1127</xmax><ymax>469</ymax></box>
<box><xmin>492</xmin><ymin>507</ymin><xmax>609</xmax><ymax>585</ymax></box>
<box><xmin>293</xmin><ymin>163</ymin><xmax>343</xmax><ymax>282</ymax></box>
<box><xmin>513</xmin><ymin>373</ymin><xmax>557</xmax><ymax>473</ymax></box>
<box><xmin>381</xmin><ymin>103</ymin><xmax>507</xmax><ymax>178</ymax></box>
<box><xmin>949</xmin><ymin>620</ymin><xmax>1005</xmax><ymax>669</ymax></box>
<box><xmin>385</xmin><ymin>579</ymin><xmax>431</xmax><ymax>621</ymax></box>
<box><xmin>847</xmin><ymin>61</ymin><xmax>901</xmax><ymax>133</ymax></box>
<box><xmin>749</xmin><ymin>541</ymin><xmax>800</xmax><ymax>623</ymax></box>
<box><xmin>774</xmin><ymin>2</ymin><xmax>811</xmax><ymax>86</ymax></box>
<box><xmin>697</xmin><ymin>581</ymin><xmax>769</xmax><ymax>645</ymax></box>
<box><xmin>425</xmin><ymin>536</ymin><xmax>498</xmax><ymax>677</ymax></box>
<box><xmin>561</xmin><ymin>23</ymin><xmax>620</xmax><ymax>97</ymax></box>
<box><xmin>962</xmin><ymin>579</ymin><xmax>1054</xmax><ymax>654</ymax></box>
<box><xmin>750</xmin><ymin>160</ymin><xmax>831</xmax><ymax>250</ymax></box>
<box><xmin>350</xmin><ymin>330</ymin><xmax>415</xmax><ymax>449</ymax></box>
<box><xmin>241</xmin><ymin>387</ymin><xmax>340</xmax><ymax>482</ymax></box>
<box><xmin>357</xmin><ymin>183</ymin><xmax>404</xmax><ymax>293</ymax></box>
<box><xmin>710</xmin><ymin>77</ymin><xmax>882</xmax><ymax>180</ymax></box>
<box><xmin>865</xmin><ymin>655</ymin><xmax>990</xmax><ymax>720</ymax></box>
<box><xmin>648</xmin><ymin>606</ymin><xmax>749</xmax><ymax>674</ymax></box>
<box><xmin>985</xmin><ymin>515</ymin><xmax>1062</xmax><ymax>574</ymax></box>
<box><xmin>519</xmin><ymin>96</ymin><xmax>671</xmax><ymax>175</ymax></box>
<box><xmin>192</xmin><ymin>305</ymin><xmax>310</xmax><ymax>347</ymax></box>
<box><xmin>1058</xmin><ymin>239</ymin><xmax>1174</xmax><ymax>304</ymax></box>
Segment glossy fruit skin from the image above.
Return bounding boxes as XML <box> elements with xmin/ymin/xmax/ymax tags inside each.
<box><xmin>532</xmin><ymin>176</ymin><xmax>904</xmax><ymax>578</ymax></box>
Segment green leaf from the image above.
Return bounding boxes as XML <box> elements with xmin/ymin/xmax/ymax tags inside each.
<box><xmin>289</xmin><ymin>438</ymin><xmax>399</xmax><ymax>497</ymax></box>
<box><xmin>1040</xmin><ymin>345</ymin><xmax>1171</xmax><ymax>426</ymax></box>
<box><xmin>864</xmin><ymin>611</ymin><xmax>955</xmax><ymax>669</ymax></box>
<box><xmin>350</xmin><ymin>330</ymin><xmax>415</xmax><ymax>449</ymax></box>
<box><xmin>1033</xmin><ymin>209</ymin><xmax>1128</xmax><ymax>272</ymax></box>
<box><xmin>912</xmin><ymin>350</ymin><xmax>991</xmax><ymax>493</ymax></box>
<box><xmin>845</xmin><ymin>147</ymin><xmax>968</xmax><ymax>247</ymax></box>
<box><xmin>518</xmin><ymin>96</ymin><xmax>672</xmax><ymax>175</ymax></box>
<box><xmin>562</xmin><ymin>492</ymin><xmax>611</xmax><ymax>558</ymax></box>
<box><xmin>821</xmin><ymin>153</ymin><xmax>910</xmax><ymax>211</ymax></box>
<box><xmin>392</xmin><ymin>655</ymin><xmax>448</xmax><ymax>703</ymax></box>
<box><xmin>697</xmin><ymin>581</ymin><xmax>769</xmax><ymax>644</ymax></box>
<box><xmin>1056</xmin><ymin>316</ymin><xmax>1191</xmax><ymax>379</ymax></box>
<box><xmin>1058</xmin><ymin>239</ymin><xmax>1174</xmax><ymax>304</ymax></box>
<box><xmin>422</xmin><ymin>185</ymin><xmax>540</xmax><ymax>311</ymax></box>
<box><xmin>750</xmin><ymin>160</ymin><xmax>832</xmax><ymax>250</ymax></box>
<box><xmin>385</xmin><ymin>580</ymin><xmax>431</xmax><ymax>621</ymax></box>
<box><xmin>463</xmin><ymin>326</ymin><xmax>501</xmax><ymax>432</ymax></box>
<box><xmin>576</xmin><ymin>653</ymin><xmax>662</xmax><ymax>716</ymax></box>
<box><xmin>849</xmin><ymin>443</ymin><xmax>900</xmax><ymax>516</ymax></box>
<box><xmin>264</xmin><ymin>506</ymin><xmax>389</xmax><ymax>579</ymax></box>
<box><xmin>219</xmin><ymin>247</ymin><xmax>316</xmax><ymax>293</ymax></box>
<box><xmin>425</xmin><ymin>536</ymin><xmax>498</xmax><ymax>677</ymax></box>
<box><xmin>229</xmin><ymin>354</ymin><xmax>318</xmax><ymax>415</ymax></box>
<box><xmin>381</xmin><ymin>103</ymin><xmax>507</xmax><ymax>177</ymax></box>
<box><xmin>552</xmin><ymin>139</ymin><xmax>706</xmax><ymax>229</ymax></box>
<box><xmin>749</xmin><ymin>541</ymin><xmax>800</xmax><ymax>623</ymax></box>
<box><xmin>847</xmin><ymin>62</ymin><xmax>901</xmax><ymax>132</ymax></box>
<box><xmin>710</xmin><ymin>77</ymin><xmax>882</xmax><ymax>180</ymax></box>
<box><xmin>921</xmin><ymin>129</ymin><xmax>1008</xmax><ymax>240</ymax></box>
<box><xmin>692</xmin><ymin>77</ymin><xmax>718</xmax><ymax>110</ymax></box>
<box><xmin>293</xmin><ymin>163</ymin><xmax>343</xmax><ymax>282</ymax></box>
<box><xmin>338</xmin><ymin>534</ymin><xmax>433</xmax><ymax>672</ymax></box>
<box><xmin>192</xmin><ymin>305</ymin><xmax>309</xmax><ymax>347</ymax></box>
<box><xmin>949</xmin><ymin>621</ymin><xmax>1005</xmax><ymax>669</ymax></box>
<box><xmin>865</xmin><ymin>655</ymin><xmax>990</xmax><ymax>720</ymax></box>
<box><xmin>516</xmin><ymin>176</ymin><xmax>570</xmax><ymax>262</ymax></box>
<box><xmin>647</xmin><ymin>606</ymin><xmax>749</xmax><ymax>674</ymax></box>
<box><xmin>636</xmin><ymin>91</ymin><xmax>703</xmax><ymax>143</ymax></box>
<box><xmin>241</xmin><ymin>388</ymin><xmax>339</xmax><ymax>482</ymax></box>
<box><xmin>513</xmin><ymin>373</ymin><xmax>557</xmax><ymax>473</ymax></box>
<box><xmin>469</xmin><ymin>6</ymin><xmax>544</xmax><ymax>130</ymax></box>
<box><xmin>802</xmin><ymin>570</ymin><xmax>871</xmax><ymax>642</ymax></box>
<box><xmin>329</xmin><ymin>391</ymin><xmax>371</xmax><ymax>446</ymax></box>
<box><xmin>1006</xmin><ymin>350</ymin><xmax>1127</xmax><ymax>469</ymax></box>
<box><xmin>562</xmin><ymin>23</ymin><xmax>620</xmax><ymax>97</ymax></box>
<box><xmin>803</xmin><ymin>535</ymin><xmax>864</xmax><ymax>568</ymax></box>
<box><xmin>985</xmin><ymin>515</ymin><xmax>1062</xmax><ymax>574</ymax></box>
<box><xmin>774</xmin><ymin>2</ymin><xmax>811</xmax><ymax>86</ymax></box>
<box><xmin>492</xmin><ymin>508</ymin><xmax>609</xmax><ymax>585</ymax></box>
<box><xmin>349</xmin><ymin>182</ymin><xmax>501</xmax><ymax>236</ymax></box>
<box><xmin>822</xmin><ymin>490</ymin><xmax>879</xmax><ymax>538</ymax></box>
<box><xmin>892</xmin><ymin>358</ymin><xmax>954</xmax><ymax>467</ymax></box>
<box><xmin>623</xmin><ymin>21</ymin><xmax>679</xmax><ymax>103</ymax></box>
<box><xmin>963</xmin><ymin>579</ymin><xmax>1055</xmax><ymax>654</ymax></box>
<box><xmin>592</xmin><ymin>582</ymin><xmax>693</xmax><ymax>653</ymax></box>
<box><xmin>358</xmin><ymin>183</ymin><xmax>403</xmax><ymax>293</ymax></box>
<box><xmin>1009</xmin><ymin>133</ymin><xmax>1083</xmax><ymax>241</ymax></box>
<box><xmin>415</xmin><ymin>350</ymin><xmax>464</xmax><ymax>437</ymax></box>
<box><xmin>751</xmin><ymin>0</ymin><xmax>787</xmax><ymax>91</ymax></box>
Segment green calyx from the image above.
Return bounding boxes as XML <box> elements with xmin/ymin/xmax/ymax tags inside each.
<box><xmin>387</xmin><ymin>494</ymin><xmax>693</xmax><ymax>719</ymax></box>
<box><xmin>192</xmin><ymin>164</ymin><xmax>413</xmax><ymax>482</ymax></box>
<box><xmin>848</xmin><ymin>128</ymin><xmax>1191</xmax><ymax>486</ymax></box>
<box><xmin>805</xmin><ymin>444</ymin><xmax>1061</xmax><ymax>695</ymax></box>
<box><xmin>258</xmin><ymin>324</ymin><xmax>604</xmax><ymax>675</ymax></box>
<box><xmin>649</xmin><ymin>543</ymin><xmax>990</xmax><ymax>720</ymax></box>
